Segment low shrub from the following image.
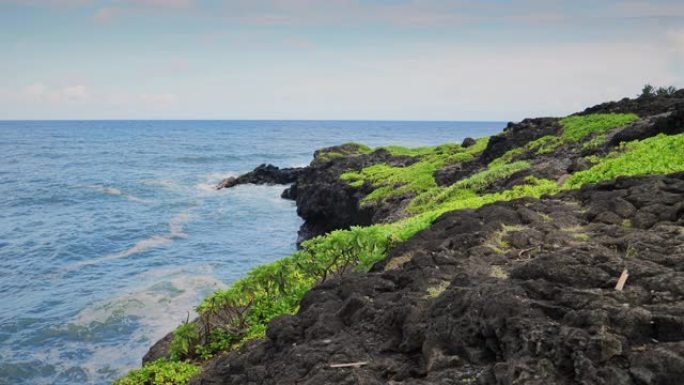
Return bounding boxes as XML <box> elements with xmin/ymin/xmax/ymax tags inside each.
<box><xmin>169</xmin><ymin>322</ymin><xmax>199</xmax><ymax>361</ymax></box>
<box><xmin>114</xmin><ymin>359</ymin><xmax>200</xmax><ymax>385</ymax></box>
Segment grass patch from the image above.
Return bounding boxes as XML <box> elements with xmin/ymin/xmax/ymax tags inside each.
<box><xmin>425</xmin><ymin>281</ymin><xmax>451</xmax><ymax>298</ymax></box>
<box><xmin>527</xmin><ymin>135</ymin><xmax>564</xmax><ymax>155</ymax></box>
<box><xmin>384</xmin><ymin>253</ymin><xmax>413</xmax><ymax>271</ymax></box>
<box><xmin>581</xmin><ymin>133</ymin><xmax>607</xmax><ymax>151</ymax></box>
<box><xmin>560</xmin><ymin>113</ymin><xmax>638</xmax><ymax>142</ymax></box>
<box><xmin>114</xmin><ymin>359</ymin><xmax>200</xmax><ymax>385</ymax></box>
<box><xmin>490</xmin><ymin>266</ymin><xmax>508</xmax><ymax>279</ymax></box>
<box><xmin>565</xmin><ymin>133</ymin><xmax>684</xmax><ymax>188</ymax></box>
<box><xmin>562</xmin><ymin>225</ymin><xmax>589</xmax><ymax>241</ymax></box>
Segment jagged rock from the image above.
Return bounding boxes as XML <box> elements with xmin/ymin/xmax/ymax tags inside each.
<box><xmin>188</xmin><ymin>173</ymin><xmax>684</xmax><ymax>385</ymax></box>
<box><xmin>461</xmin><ymin>137</ymin><xmax>477</xmax><ymax>147</ymax></box>
<box><xmin>142</xmin><ymin>331</ymin><xmax>173</xmax><ymax>363</ymax></box>
<box><xmin>216</xmin><ymin>164</ymin><xmax>303</xmax><ymax>190</ymax></box>
<box><xmin>480</xmin><ymin>118</ymin><xmax>561</xmax><ymax>164</ymax></box>
<box><xmin>166</xmin><ymin>91</ymin><xmax>684</xmax><ymax>385</ymax></box>
<box><xmin>580</xmin><ymin>91</ymin><xmax>684</xmax><ymax>117</ymax></box>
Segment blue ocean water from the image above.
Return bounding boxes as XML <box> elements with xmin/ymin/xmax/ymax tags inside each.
<box><xmin>0</xmin><ymin>120</ymin><xmax>504</xmax><ymax>385</ymax></box>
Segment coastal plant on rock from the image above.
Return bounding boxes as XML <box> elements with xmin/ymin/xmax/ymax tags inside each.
<box><xmin>340</xmin><ymin>138</ymin><xmax>489</xmax><ymax>204</ymax></box>
<box><xmin>559</xmin><ymin>113</ymin><xmax>638</xmax><ymax>142</ymax></box>
<box><xmin>169</xmin><ymin>321</ymin><xmax>199</xmax><ymax>361</ymax></box>
<box><xmin>565</xmin><ymin>132</ymin><xmax>684</xmax><ymax>188</ymax></box>
<box><xmin>113</xmin><ymin>359</ymin><xmax>200</xmax><ymax>385</ymax></box>
<box><xmin>138</xmin><ymin>92</ymin><xmax>684</xmax><ymax>383</ymax></box>
<box><xmin>312</xmin><ymin>142</ymin><xmax>372</xmax><ymax>163</ymax></box>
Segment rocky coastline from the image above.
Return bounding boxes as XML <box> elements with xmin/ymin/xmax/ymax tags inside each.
<box><xmin>127</xmin><ymin>90</ymin><xmax>684</xmax><ymax>385</ymax></box>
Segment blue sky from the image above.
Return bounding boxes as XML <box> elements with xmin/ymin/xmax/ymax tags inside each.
<box><xmin>1</xmin><ymin>0</ymin><xmax>683</xmax><ymax>120</ymax></box>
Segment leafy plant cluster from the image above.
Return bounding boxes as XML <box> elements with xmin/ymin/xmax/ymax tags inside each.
<box><xmin>640</xmin><ymin>84</ymin><xmax>678</xmax><ymax>98</ymax></box>
<box><xmin>559</xmin><ymin>113</ymin><xmax>638</xmax><ymax>142</ymax></box>
<box><xmin>565</xmin><ymin>133</ymin><xmax>684</xmax><ymax>188</ymax></box>
<box><xmin>408</xmin><ymin>160</ymin><xmax>533</xmax><ymax>213</ymax></box>
<box><xmin>313</xmin><ymin>142</ymin><xmax>372</xmax><ymax>163</ymax></box>
<box><xmin>120</xmin><ymin>112</ymin><xmax>684</xmax><ymax>385</ymax></box>
<box><xmin>168</xmin><ymin>221</ymin><xmax>432</xmax><ymax>362</ymax></box>
<box><xmin>113</xmin><ymin>359</ymin><xmax>200</xmax><ymax>385</ymax></box>
<box><xmin>340</xmin><ymin>138</ymin><xmax>489</xmax><ymax>203</ymax></box>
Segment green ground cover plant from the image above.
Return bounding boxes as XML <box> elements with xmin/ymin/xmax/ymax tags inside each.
<box><xmin>314</xmin><ymin>142</ymin><xmax>372</xmax><ymax>162</ymax></box>
<box><xmin>123</xmin><ymin>121</ymin><xmax>684</xmax><ymax>385</ymax></box>
<box><xmin>560</xmin><ymin>113</ymin><xmax>638</xmax><ymax>142</ymax></box>
<box><xmin>565</xmin><ymin>133</ymin><xmax>684</xmax><ymax>188</ymax></box>
<box><xmin>114</xmin><ymin>359</ymin><xmax>200</xmax><ymax>385</ymax></box>
<box><xmin>340</xmin><ymin>138</ymin><xmax>489</xmax><ymax>203</ymax></box>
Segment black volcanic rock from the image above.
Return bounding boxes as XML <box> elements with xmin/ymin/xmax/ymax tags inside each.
<box><xmin>189</xmin><ymin>172</ymin><xmax>684</xmax><ymax>385</ymax></box>
<box><xmin>480</xmin><ymin>118</ymin><xmax>561</xmax><ymax>164</ymax></box>
<box><xmin>580</xmin><ymin>91</ymin><xmax>684</xmax><ymax>117</ymax></box>
<box><xmin>139</xmin><ymin>90</ymin><xmax>684</xmax><ymax>385</ymax></box>
<box><xmin>461</xmin><ymin>137</ymin><xmax>477</xmax><ymax>148</ymax></box>
<box><xmin>216</xmin><ymin>164</ymin><xmax>303</xmax><ymax>190</ymax></box>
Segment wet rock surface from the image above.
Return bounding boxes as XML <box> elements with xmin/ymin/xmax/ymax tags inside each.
<box><xmin>217</xmin><ymin>144</ymin><xmax>418</xmax><ymax>241</ymax></box>
<box><xmin>216</xmin><ymin>164</ymin><xmax>304</xmax><ymax>190</ymax></box>
<box><xmin>189</xmin><ymin>172</ymin><xmax>684</xmax><ymax>385</ymax></box>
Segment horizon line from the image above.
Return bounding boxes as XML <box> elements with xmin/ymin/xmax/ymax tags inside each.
<box><xmin>0</xmin><ymin>118</ymin><xmax>512</xmax><ymax>123</ymax></box>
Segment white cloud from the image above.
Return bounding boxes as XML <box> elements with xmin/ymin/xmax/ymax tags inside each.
<box><xmin>22</xmin><ymin>82</ymin><xmax>89</xmax><ymax>103</ymax></box>
<box><xmin>140</xmin><ymin>92</ymin><xmax>177</xmax><ymax>106</ymax></box>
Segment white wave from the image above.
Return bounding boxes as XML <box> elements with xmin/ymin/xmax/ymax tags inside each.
<box><xmin>66</xmin><ymin>271</ymin><xmax>226</xmax><ymax>379</ymax></box>
<box><xmin>140</xmin><ymin>179</ymin><xmax>180</xmax><ymax>191</ymax></box>
<box><xmin>66</xmin><ymin>212</ymin><xmax>191</xmax><ymax>270</ymax></box>
<box><xmin>87</xmin><ymin>184</ymin><xmax>152</xmax><ymax>204</ymax></box>
<box><xmin>73</xmin><ymin>273</ymin><xmax>224</xmax><ymax>328</ymax></box>
<box><xmin>195</xmin><ymin>172</ymin><xmax>238</xmax><ymax>193</ymax></box>
<box><xmin>169</xmin><ymin>212</ymin><xmax>190</xmax><ymax>238</ymax></box>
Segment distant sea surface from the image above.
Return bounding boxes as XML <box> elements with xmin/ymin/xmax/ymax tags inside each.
<box><xmin>0</xmin><ymin>120</ymin><xmax>504</xmax><ymax>384</ymax></box>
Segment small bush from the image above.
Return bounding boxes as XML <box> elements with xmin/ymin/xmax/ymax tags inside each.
<box><xmin>114</xmin><ymin>359</ymin><xmax>200</xmax><ymax>385</ymax></box>
<box><xmin>640</xmin><ymin>84</ymin><xmax>655</xmax><ymax>98</ymax></box>
<box><xmin>640</xmin><ymin>84</ymin><xmax>678</xmax><ymax>98</ymax></box>
<box><xmin>170</xmin><ymin>322</ymin><xmax>199</xmax><ymax>360</ymax></box>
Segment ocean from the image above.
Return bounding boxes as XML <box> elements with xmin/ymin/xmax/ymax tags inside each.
<box><xmin>0</xmin><ymin>120</ymin><xmax>504</xmax><ymax>384</ymax></box>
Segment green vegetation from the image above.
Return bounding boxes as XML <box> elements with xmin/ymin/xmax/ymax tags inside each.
<box><xmin>114</xmin><ymin>360</ymin><xmax>200</xmax><ymax>385</ymax></box>
<box><xmin>559</xmin><ymin>113</ymin><xmax>638</xmax><ymax>142</ymax></box>
<box><xmin>408</xmin><ymin>160</ymin><xmax>534</xmax><ymax>213</ymax></box>
<box><xmin>340</xmin><ymin>138</ymin><xmax>489</xmax><ymax>203</ymax></box>
<box><xmin>640</xmin><ymin>84</ymin><xmax>678</xmax><ymax>98</ymax></box>
<box><xmin>581</xmin><ymin>133</ymin><xmax>607</xmax><ymax>151</ymax></box>
<box><xmin>314</xmin><ymin>142</ymin><xmax>372</xmax><ymax>162</ymax></box>
<box><xmin>120</xmin><ymin>110</ymin><xmax>684</xmax><ymax>384</ymax></box>
<box><xmin>527</xmin><ymin>135</ymin><xmax>564</xmax><ymax>155</ymax></box>
<box><xmin>565</xmin><ymin>133</ymin><xmax>684</xmax><ymax>188</ymax></box>
<box><xmin>178</xmin><ymin>218</ymin><xmax>435</xmax><ymax>360</ymax></box>
<box><xmin>169</xmin><ymin>322</ymin><xmax>199</xmax><ymax>361</ymax></box>
<box><xmin>379</xmin><ymin>144</ymin><xmax>457</xmax><ymax>157</ymax></box>
<box><xmin>425</xmin><ymin>281</ymin><xmax>450</xmax><ymax>298</ymax></box>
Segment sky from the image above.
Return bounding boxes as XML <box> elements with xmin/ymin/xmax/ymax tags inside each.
<box><xmin>0</xmin><ymin>0</ymin><xmax>683</xmax><ymax>120</ymax></box>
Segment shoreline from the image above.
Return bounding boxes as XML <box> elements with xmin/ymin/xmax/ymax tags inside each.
<box><xmin>117</xmin><ymin>90</ymin><xmax>684</xmax><ymax>385</ymax></box>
